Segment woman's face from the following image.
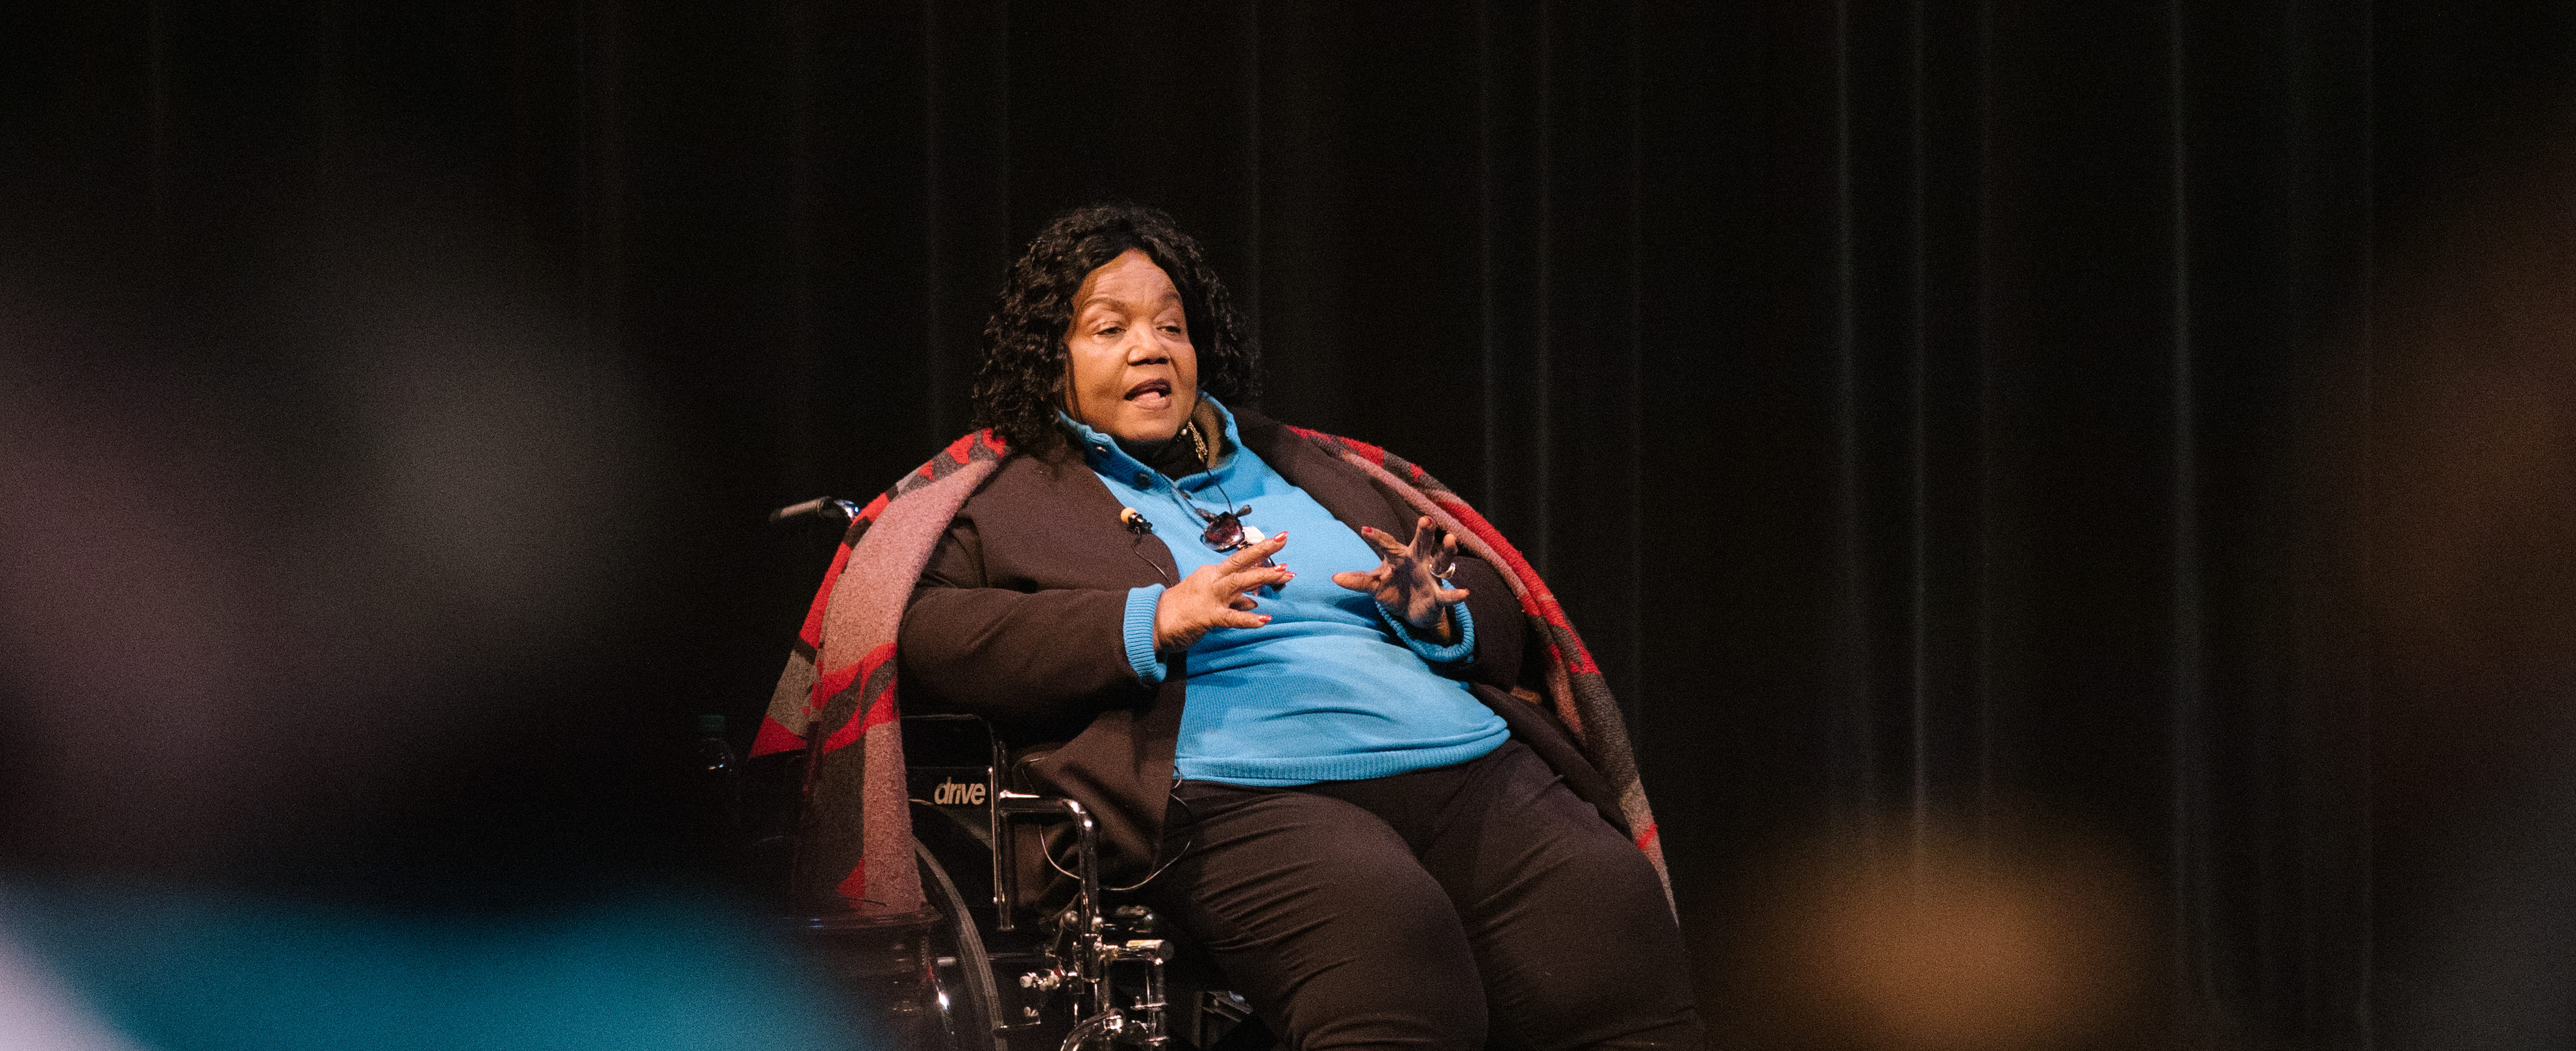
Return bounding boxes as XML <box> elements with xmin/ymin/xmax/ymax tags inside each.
<box><xmin>1062</xmin><ymin>247</ymin><xmax>1197</xmax><ymax>444</ymax></box>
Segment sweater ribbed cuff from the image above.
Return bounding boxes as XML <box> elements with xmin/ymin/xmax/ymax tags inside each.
<box><xmin>1124</xmin><ymin>584</ymin><xmax>1169</xmax><ymax>685</ymax></box>
<box><xmin>1381</xmin><ymin>597</ymin><xmax>1475</xmax><ymax>665</ymax></box>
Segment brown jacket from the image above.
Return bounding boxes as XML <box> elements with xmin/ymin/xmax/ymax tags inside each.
<box><xmin>895</xmin><ymin>406</ymin><xmax>1625</xmax><ymax>881</ymax></box>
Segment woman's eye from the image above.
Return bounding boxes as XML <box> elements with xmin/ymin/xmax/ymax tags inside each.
<box><xmin>1160</xmin><ymin>324</ymin><xmax>1184</xmax><ymax>335</ymax></box>
<box><xmin>1096</xmin><ymin>325</ymin><xmax>1123</xmax><ymax>336</ymax></box>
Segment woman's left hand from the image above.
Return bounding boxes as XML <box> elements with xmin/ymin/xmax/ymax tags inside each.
<box><xmin>1333</xmin><ymin>516</ymin><xmax>1470</xmax><ymax>643</ymax></box>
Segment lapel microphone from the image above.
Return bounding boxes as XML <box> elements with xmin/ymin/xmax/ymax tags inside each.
<box><xmin>1119</xmin><ymin>507</ymin><xmax>1174</xmax><ymax>584</ymax></box>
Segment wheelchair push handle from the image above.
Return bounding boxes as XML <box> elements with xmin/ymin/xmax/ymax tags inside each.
<box><xmin>769</xmin><ymin>496</ymin><xmax>864</xmax><ymax>527</ymax></box>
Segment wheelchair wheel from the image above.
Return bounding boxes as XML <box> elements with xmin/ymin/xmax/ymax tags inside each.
<box><xmin>918</xmin><ymin>837</ymin><xmax>1007</xmax><ymax>1051</ymax></box>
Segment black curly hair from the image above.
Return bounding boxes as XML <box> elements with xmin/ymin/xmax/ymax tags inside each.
<box><xmin>971</xmin><ymin>203</ymin><xmax>1260</xmax><ymax>453</ymax></box>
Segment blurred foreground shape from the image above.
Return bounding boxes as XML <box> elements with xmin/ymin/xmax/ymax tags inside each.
<box><xmin>1714</xmin><ymin>815</ymin><xmax>2153</xmax><ymax>1051</ymax></box>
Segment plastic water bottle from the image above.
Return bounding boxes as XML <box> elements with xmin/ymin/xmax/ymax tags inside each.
<box><xmin>695</xmin><ymin>713</ymin><xmax>742</xmax><ymax>833</ymax></box>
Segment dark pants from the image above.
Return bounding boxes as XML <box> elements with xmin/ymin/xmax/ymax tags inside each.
<box><xmin>1143</xmin><ymin>740</ymin><xmax>1706</xmax><ymax>1051</ymax></box>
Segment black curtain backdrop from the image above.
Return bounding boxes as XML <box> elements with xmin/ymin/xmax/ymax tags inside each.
<box><xmin>6</xmin><ymin>2</ymin><xmax>2573</xmax><ymax>1048</ymax></box>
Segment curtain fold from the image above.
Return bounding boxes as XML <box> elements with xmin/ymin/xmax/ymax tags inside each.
<box><xmin>9</xmin><ymin>0</ymin><xmax>2423</xmax><ymax>1043</ymax></box>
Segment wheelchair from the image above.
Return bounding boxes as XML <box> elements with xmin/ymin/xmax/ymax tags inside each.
<box><xmin>760</xmin><ymin>497</ymin><xmax>1275</xmax><ymax>1051</ymax></box>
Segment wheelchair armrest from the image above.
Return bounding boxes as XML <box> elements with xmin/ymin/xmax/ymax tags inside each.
<box><xmin>995</xmin><ymin>792</ymin><xmax>1101</xmax><ymax>939</ymax></box>
<box><xmin>901</xmin><ymin>712</ymin><xmax>1099</xmax><ymax>933</ymax></box>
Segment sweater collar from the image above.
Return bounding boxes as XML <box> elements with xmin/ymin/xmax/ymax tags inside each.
<box><xmin>1057</xmin><ymin>395</ymin><xmax>1244</xmax><ymax>492</ymax></box>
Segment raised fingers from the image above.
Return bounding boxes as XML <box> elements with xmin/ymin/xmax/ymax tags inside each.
<box><xmin>1431</xmin><ymin>531</ymin><xmax>1461</xmax><ymax>578</ymax></box>
<box><xmin>1222</xmin><ymin>562</ymin><xmax>1293</xmax><ymax>594</ymax></box>
<box><xmin>1357</xmin><ymin>525</ymin><xmax>1408</xmax><ymax>559</ymax></box>
<box><xmin>1408</xmin><ymin>516</ymin><xmax>1445</xmax><ymax>553</ymax></box>
<box><xmin>1221</xmin><ymin>529</ymin><xmax>1289</xmax><ymax>571</ymax></box>
<box><xmin>1418</xmin><ymin>520</ymin><xmax>1464</xmax><ymax>568</ymax></box>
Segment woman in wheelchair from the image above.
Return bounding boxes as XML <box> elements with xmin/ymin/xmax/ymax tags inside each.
<box><xmin>894</xmin><ymin>203</ymin><xmax>1704</xmax><ymax>1051</ymax></box>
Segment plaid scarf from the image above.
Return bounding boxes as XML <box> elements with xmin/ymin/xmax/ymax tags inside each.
<box><xmin>756</xmin><ymin>427</ymin><xmax>1666</xmax><ymax>918</ymax></box>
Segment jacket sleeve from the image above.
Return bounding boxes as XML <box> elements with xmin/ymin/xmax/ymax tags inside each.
<box><xmin>1444</xmin><ymin>550</ymin><xmax>1525</xmax><ymax>692</ymax></box>
<box><xmin>897</xmin><ymin>513</ymin><xmax>1154</xmax><ymax>735</ymax></box>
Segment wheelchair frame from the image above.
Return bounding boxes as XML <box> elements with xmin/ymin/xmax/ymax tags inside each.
<box><xmin>769</xmin><ymin>496</ymin><xmax>1260</xmax><ymax>1051</ymax></box>
<box><xmin>899</xmin><ymin>713</ymin><xmax>1262</xmax><ymax>1051</ymax></box>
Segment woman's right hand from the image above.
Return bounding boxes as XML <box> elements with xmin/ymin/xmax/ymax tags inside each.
<box><xmin>1154</xmin><ymin>531</ymin><xmax>1293</xmax><ymax>653</ymax></box>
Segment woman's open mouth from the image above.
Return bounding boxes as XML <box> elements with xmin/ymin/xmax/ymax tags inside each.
<box><xmin>1125</xmin><ymin>378</ymin><xmax>1173</xmax><ymax>410</ymax></box>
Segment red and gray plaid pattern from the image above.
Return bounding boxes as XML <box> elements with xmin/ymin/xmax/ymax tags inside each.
<box><xmin>1285</xmin><ymin>426</ymin><xmax>1669</xmax><ymax>896</ymax></box>
<box><xmin>757</xmin><ymin>430</ymin><xmax>1008</xmax><ymax>917</ymax></box>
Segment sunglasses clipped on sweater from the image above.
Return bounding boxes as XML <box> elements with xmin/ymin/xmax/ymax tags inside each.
<box><xmin>1197</xmin><ymin>506</ymin><xmax>1253</xmax><ymax>552</ymax></box>
<box><xmin>1199</xmin><ymin>505</ymin><xmax>1281</xmax><ymax>572</ymax></box>
<box><xmin>1169</xmin><ymin>420</ymin><xmax>1279</xmax><ymax>581</ymax></box>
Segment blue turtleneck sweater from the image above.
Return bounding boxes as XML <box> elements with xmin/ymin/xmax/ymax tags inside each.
<box><xmin>1061</xmin><ymin>399</ymin><xmax>1508</xmax><ymax>786</ymax></box>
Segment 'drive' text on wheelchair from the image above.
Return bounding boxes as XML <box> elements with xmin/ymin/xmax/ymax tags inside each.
<box><xmin>753</xmin><ymin>205</ymin><xmax>1703</xmax><ymax>1051</ymax></box>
